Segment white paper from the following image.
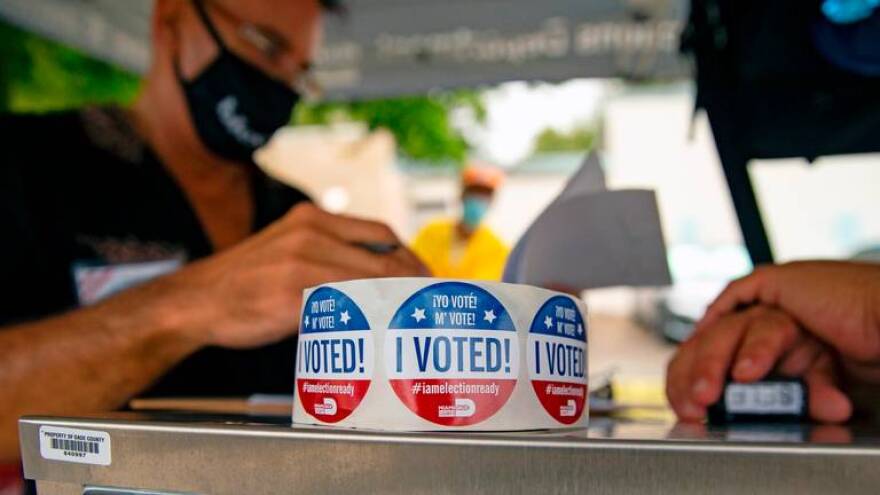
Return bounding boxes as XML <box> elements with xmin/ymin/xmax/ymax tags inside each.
<box><xmin>504</xmin><ymin>153</ymin><xmax>671</xmax><ymax>289</ymax></box>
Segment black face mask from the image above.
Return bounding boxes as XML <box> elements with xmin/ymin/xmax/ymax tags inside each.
<box><xmin>177</xmin><ymin>0</ymin><xmax>300</xmax><ymax>164</ymax></box>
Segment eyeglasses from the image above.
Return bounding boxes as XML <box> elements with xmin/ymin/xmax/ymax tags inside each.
<box><xmin>201</xmin><ymin>0</ymin><xmax>324</xmax><ymax>100</ymax></box>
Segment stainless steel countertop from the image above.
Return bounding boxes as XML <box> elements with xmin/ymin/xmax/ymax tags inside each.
<box><xmin>19</xmin><ymin>408</ymin><xmax>880</xmax><ymax>495</ymax></box>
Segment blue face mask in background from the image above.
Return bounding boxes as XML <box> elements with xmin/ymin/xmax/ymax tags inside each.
<box><xmin>822</xmin><ymin>0</ymin><xmax>880</xmax><ymax>24</ymax></box>
<box><xmin>462</xmin><ymin>196</ymin><xmax>491</xmax><ymax>229</ymax></box>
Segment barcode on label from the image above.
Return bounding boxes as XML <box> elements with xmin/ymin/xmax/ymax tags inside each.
<box><xmin>725</xmin><ymin>382</ymin><xmax>803</xmax><ymax>415</ymax></box>
<box><xmin>50</xmin><ymin>438</ymin><xmax>100</xmax><ymax>454</ymax></box>
<box><xmin>39</xmin><ymin>426</ymin><xmax>111</xmax><ymax>466</ymax></box>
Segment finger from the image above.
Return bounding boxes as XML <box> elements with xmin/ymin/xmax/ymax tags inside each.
<box><xmin>805</xmin><ymin>353</ymin><xmax>853</xmax><ymax>423</ymax></box>
<box><xmin>689</xmin><ymin>310</ymin><xmax>755</xmax><ymax>407</ymax></box>
<box><xmin>697</xmin><ymin>267</ymin><xmax>781</xmax><ymax>330</ymax></box>
<box><xmin>666</xmin><ymin>340</ymin><xmax>707</xmax><ymax>422</ymax></box>
<box><xmin>289</xmin><ymin>229</ymin><xmax>402</xmax><ymax>277</ymax></box>
<box><xmin>776</xmin><ymin>336</ymin><xmax>824</xmax><ymax>377</ymax></box>
<box><xmin>289</xmin><ymin>204</ymin><xmax>402</xmax><ymax>245</ymax></box>
<box><xmin>388</xmin><ymin>245</ymin><xmax>432</xmax><ymax>277</ymax></box>
<box><xmin>731</xmin><ymin>310</ymin><xmax>800</xmax><ymax>382</ymax></box>
<box><xmin>809</xmin><ymin>425</ymin><xmax>853</xmax><ymax>444</ymax></box>
<box><xmin>302</xmin><ymin>234</ymin><xmax>428</xmax><ymax>279</ymax></box>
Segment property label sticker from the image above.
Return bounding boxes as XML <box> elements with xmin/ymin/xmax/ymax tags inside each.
<box><xmin>528</xmin><ymin>296</ymin><xmax>588</xmax><ymax>424</ymax></box>
<box><xmin>385</xmin><ymin>282</ymin><xmax>519</xmax><ymax>426</ymax></box>
<box><xmin>39</xmin><ymin>426</ymin><xmax>111</xmax><ymax>466</ymax></box>
<box><xmin>296</xmin><ymin>287</ymin><xmax>373</xmax><ymax>423</ymax></box>
<box><xmin>725</xmin><ymin>382</ymin><xmax>804</xmax><ymax>415</ymax></box>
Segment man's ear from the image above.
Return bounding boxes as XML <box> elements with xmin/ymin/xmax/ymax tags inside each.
<box><xmin>150</xmin><ymin>0</ymin><xmax>185</xmax><ymax>57</ymax></box>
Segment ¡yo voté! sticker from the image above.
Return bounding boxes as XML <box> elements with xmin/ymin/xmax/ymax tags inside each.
<box><xmin>296</xmin><ymin>287</ymin><xmax>373</xmax><ymax>423</ymax></box>
<box><xmin>385</xmin><ymin>282</ymin><xmax>519</xmax><ymax>426</ymax></box>
<box><xmin>528</xmin><ymin>296</ymin><xmax>587</xmax><ymax>424</ymax></box>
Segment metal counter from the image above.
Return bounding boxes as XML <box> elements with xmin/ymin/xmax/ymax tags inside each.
<box><xmin>19</xmin><ymin>410</ymin><xmax>880</xmax><ymax>495</ymax></box>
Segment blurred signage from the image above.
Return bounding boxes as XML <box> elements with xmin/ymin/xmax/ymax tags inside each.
<box><xmin>318</xmin><ymin>0</ymin><xmax>690</xmax><ymax>98</ymax></box>
<box><xmin>0</xmin><ymin>0</ymin><xmax>689</xmax><ymax>99</ymax></box>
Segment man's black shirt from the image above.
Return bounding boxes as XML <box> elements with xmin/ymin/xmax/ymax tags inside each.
<box><xmin>0</xmin><ymin>107</ymin><xmax>308</xmax><ymax>397</ymax></box>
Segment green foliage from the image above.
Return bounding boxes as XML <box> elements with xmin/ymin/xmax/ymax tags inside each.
<box><xmin>532</xmin><ymin>124</ymin><xmax>597</xmax><ymax>153</ymax></box>
<box><xmin>0</xmin><ymin>19</ymin><xmax>481</xmax><ymax>164</ymax></box>
<box><xmin>0</xmin><ymin>20</ymin><xmax>140</xmax><ymax>113</ymax></box>
<box><xmin>295</xmin><ymin>91</ymin><xmax>484</xmax><ymax>164</ymax></box>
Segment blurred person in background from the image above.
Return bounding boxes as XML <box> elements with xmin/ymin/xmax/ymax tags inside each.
<box><xmin>411</xmin><ymin>164</ymin><xmax>509</xmax><ymax>280</ymax></box>
<box><xmin>0</xmin><ymin>0</ymin><xmax>427</xmax><ymax>473</ymax></box>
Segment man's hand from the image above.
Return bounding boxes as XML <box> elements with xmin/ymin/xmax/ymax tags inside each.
<box><xmin>160</xmin><ymin>203</ymin><xmax>428</xmax><ymax>349</ymax></box>
<box><xmin>698</xmin><ymin>261</ymin><xmax>880</xmax><ymax>362</ymax></box>
<box><xmin>667</xmin><ymin>261</ymin><xmax>880</xmax><ymax>423</ymax></box>
<box><xmin>667</xmin><ymin>306</ymin><xmax>853</xmax><ymax>423</ymax></box>
<box><xmin>0</xmin><ymin>203</ymin><xmax>427</xmax><ymax>462</ymax></box>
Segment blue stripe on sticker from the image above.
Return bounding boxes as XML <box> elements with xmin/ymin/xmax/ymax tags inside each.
<box><xmin>529</xmin><ymin>296</ymin><xmax>586</xmax><ymax>342</ymax></box>
<box><xmin>301</xmin><ymin>286</ymin><xmax>371</xmax><ymax>333</ymax></box>
<box><xmin>388</xmin><ymin>282</ymin><xmax>515</xmax><ymax>331</ymax></box>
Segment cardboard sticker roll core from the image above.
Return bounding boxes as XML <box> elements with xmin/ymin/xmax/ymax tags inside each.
<box><xmin>292</xmin><ymin>278</ymin><xmax>589</xmax><ymax>431</ymax></box>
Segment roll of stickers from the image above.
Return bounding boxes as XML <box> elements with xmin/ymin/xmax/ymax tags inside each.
<box><xmin>292</xmin><ymin>278</ymin><xmax>589</xmax><ymax>431</ymax></box>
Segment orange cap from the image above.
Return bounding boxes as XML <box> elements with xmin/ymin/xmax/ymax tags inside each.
<box><xmin>461</xmin><ymin>163</ymin><xmax>504</xmax><ymax>190</ymax></box>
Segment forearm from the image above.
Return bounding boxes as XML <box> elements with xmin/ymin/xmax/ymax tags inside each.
<box><xmin>0</xmin><ymin>278</ymin><xmax>204</xmax><ymax>462</ymax></box>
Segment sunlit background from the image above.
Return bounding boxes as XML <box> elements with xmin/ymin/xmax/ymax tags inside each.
<box><xmin>2</xmin><ymin>11</ymin><xmax>880</xmax><ymax>378</ymax></box>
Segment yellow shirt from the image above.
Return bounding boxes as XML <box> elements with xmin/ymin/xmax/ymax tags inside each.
<box><xmin>411</xmin><ymin>219</ymin><xmax>509</xmax><ymax>280</ymax></box>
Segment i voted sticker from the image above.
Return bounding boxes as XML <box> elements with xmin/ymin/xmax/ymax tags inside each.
<box><xmin>296</xmin><ymin>287</ymin><xmax>373</xmax><ymax>423</ymax></box>
<box><xmin>385</xmin><ymin>282</ymin><xmax>519</xmax><ymax>426</ymax></box>
<box><xmin>528</xmin><ymin>296</ymin><xmax>588</xmax><ymax>424</ymax></box>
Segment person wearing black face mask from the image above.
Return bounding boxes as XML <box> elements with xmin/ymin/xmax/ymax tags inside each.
<box><xmin>0</xmin><ymin>0</ymin><xmax>428</xmax><ymax>470</ymax></box>
<box><xmin>177</xmin><ymin>0</ymin><xmax>303</xmax><ymax>164</ymax></box>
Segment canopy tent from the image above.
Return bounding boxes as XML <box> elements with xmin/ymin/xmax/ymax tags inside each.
<box><xmin>0</xmin><ymin>0</ymin><xmax>689</xmax><ymax>99</ymax></box>
<box><xmin>5</xmin><ymin>1</ymin><xmax>877</xmax><ymax>266</ymax></box>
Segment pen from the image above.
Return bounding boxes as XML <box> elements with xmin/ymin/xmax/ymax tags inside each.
<box><xmin>355</xmin><ymin>241</ymin><xmax>400</xmax><ymax>254</ymax></box>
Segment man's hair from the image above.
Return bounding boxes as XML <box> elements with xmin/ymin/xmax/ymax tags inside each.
<box><xmin>319</xmin><ymin>0</ymin><xmax>346</xmax><ymax>13</ymax></box>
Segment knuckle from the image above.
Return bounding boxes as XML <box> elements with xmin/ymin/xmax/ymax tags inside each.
<box><xmin>287</xmin><ymin>229</ymin><xmax>317</xmax><ymax>252</ymax></box>
<box><xmin>744</xmin><ymin>305</ymin><xmax>771</xmax><ymax>319</ymax></box>
<box><xmin>289</xmin><ymin>202</ymin><xmax>319</xmax><ymax>223</ymax></box>
<box><xmin>750</xmin><ymin>264</ymin><xmax>776</xmax><ymax>282</ymax></box>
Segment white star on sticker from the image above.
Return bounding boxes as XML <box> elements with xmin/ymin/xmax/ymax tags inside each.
<box><xmin>304</xmin><ymin>316</ymin><xmax>310</xmax><ymax>329</ymax></box>
<box><xmin>483</xmin><ymin>309</ymin><xmax>497</xmax><ymax>324</ymax></box>
<box><xmin>544</xmin><ymin>316</ymin><xmax>553</xmax><ymax>329</ymax></box>
<box><xmin>577</xmin><ymin>323</ymin><xmax>583</xmax><ymax>335</ymax></box>
<box><xmin>411</xmin><ymin>307</ymin><xmax>427</xmax><ymax>323</ymax></box>
<box><xmin>339</xmin><ymin>310</ymin><xmax>351</xmax><ymax>325</ymax></box>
